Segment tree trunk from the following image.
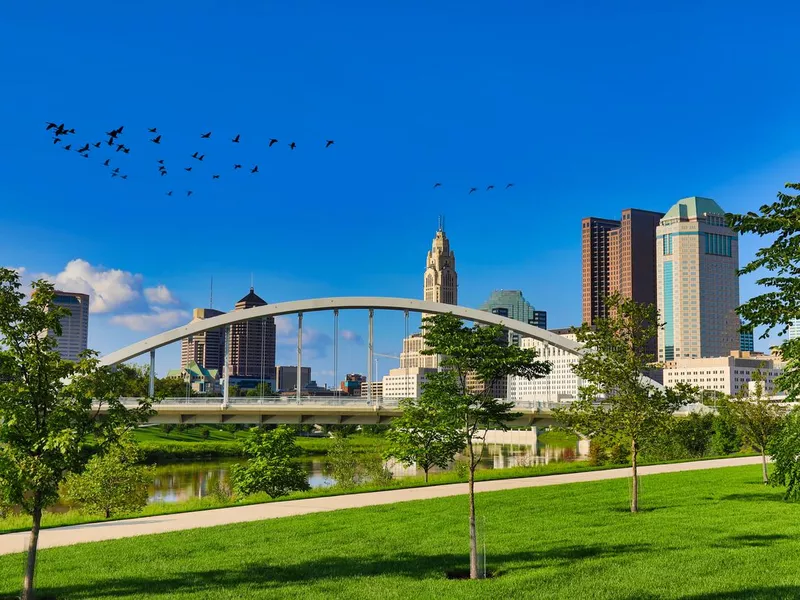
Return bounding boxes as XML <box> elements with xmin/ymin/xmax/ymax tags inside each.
<box><xmin>22</xmin><ymin>494</ymin><xmax>42</xmax><ymax>600</ymax></box>
<box><xmin>424</xmin><ymin>467</ymin><xmax>429</xmax><ymax>484</ymax></box>
<box><xmin>761</xmin><ymin>450</ymin><xmax>769</xmax><ymax>484</ymax></box>
<box><xmin>105</xmin><ymin>508</ymin><xmax>111</xmax><ymax>519</ymax></box>
<box><xmin>630</xmin><ymin>439</ymin><xmax>639</xmax><ymax>513</ymax></box>
<box><xmin>467</xmin><ymin>439</ymin><xmax>479</xmax><ymax>579</ymax></box>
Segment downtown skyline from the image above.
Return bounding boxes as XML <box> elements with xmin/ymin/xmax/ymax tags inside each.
<box><xmin>3</xmin><ymin>1</ymin><xmax>798</xmax><ymax>384</ymax></box>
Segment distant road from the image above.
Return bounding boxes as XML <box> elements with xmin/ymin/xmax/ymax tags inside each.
<box><xmin>0</xmin><ymin>455</ymin><xmax>762</xmax><ymax>556</ymax></box>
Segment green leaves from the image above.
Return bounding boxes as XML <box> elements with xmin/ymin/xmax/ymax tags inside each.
<box><xmin>727</xmin><ymin>184</ymin><xmax>800</xmax><ymax>398</ymax></box>
<box><xmin>230</xmin><ymin>426</ymin><xmax>309</xmax><ymax>498</ymax></box>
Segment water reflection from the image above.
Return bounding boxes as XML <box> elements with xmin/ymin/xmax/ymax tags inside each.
<box><xmin>147</xmin><ymin>433</ymin><xmax>586</xmax><ymax>504</ymax></box>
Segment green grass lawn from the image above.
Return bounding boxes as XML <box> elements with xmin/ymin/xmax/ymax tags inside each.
<box><xmin>2</xmin><ymin>465</ymin><xmax>799</xmax><ymax>599</ymax></box>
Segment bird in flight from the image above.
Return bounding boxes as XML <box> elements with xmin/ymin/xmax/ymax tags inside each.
<box><xmin>112</xmin><ymin>167</ymin><xmax>120</xmax><ymax>173</ymax></box>
<box><xmin>200</xmin><ymin>131</ymin><xmax>211</xmax><ymax>139</ymax></box>
<box><xmin>187</xmin><ymin>190</ymin><xmax>193</xmax><ymax>196</ymax></box>
<box><xmin>505</xmin><ymin>183</ymin><xmax>514</xmax><ymax>189</ymax></box>
<box><xmin>111</xmin><ymin>172</ymin><xmax>118</xmax><ymax>178</ymax></box>
<box><xmin>63</xmin><ymin>144</ymin><xmax>72</xmax><ymax>151</ymax></box>
<box><xmin>232</xmin><ymin>134</ymin><xmax>240</xmax><ymax>143</ymax></box>
<box><xmin>157</xmin><ymin>159</ymin><xmax>165</xmax><ymax>164</ymax></box>
<box><xmin>77</xmin><ymin>144</ymin><xmax>90</xmax><ymax>154</ymax></box>
<box><xmin>212</xmin><ymin>174</ymin><xmax>220</xmax><ymax>179</ymax></box>
<box><xmin>92</xmin><ymin>142</ymin><xmax>101</xmax><ymax>148</ymax></box>
<box><xmin>325</xmin><ymin>140</ymin><xmax>334</xmax><ymax>148</ymax></box>
<box><xmin>433</xmin><ymin>183</ymin><xmax>442</xmax><ymax>188</ymax></box>
<box><xmin>103</xmin><ymin>159</ymin><xmax>110</xmax><ymax>167</ymax></box>
<box><xmin>45</xmin><ymin>122</ymin><xmax>59</xmax><ymax>131</ymax></box>
<box><xmin>185</xmin><ymin>167</ymin><xmax>192</xmax><ymax>172</ymax></box>
<box><xmin>106</xmin><ymin>126</ymin><xmax>123</xmax><ymax>138</ymax></box>
<box><xmin>289</xmin><ymin>142</ymin><xmax>296</xmax><ymax>150</ymax></box>
<box><xmin>120</xmin><ymin>175</ymin><xmax>128</xmax><ymax>180</ymax></box>
<box><xmin>106</xmin><ymin>138</ymin><xmax>115</xmax><ymax>146</ymax></box>
<box><xmin>151</xmin><ymin>135</ymin><xmax>161</xmax><ymax>144</ymax></box>
<box><xmin>148</xmin><ymin>127</ymin><xmax>157</xmax><ymax>133</ymax></box>
<box><xmin>122</xmin><ymin>147</ymin><xmax>130</xmax><ymax>154</ymax></box>
<box><xmin>469</xmin><ymin>187</ymin><xmax>477</xmax><ymax>194</ymax></box>
<box><xmin>160</xmin><ymin>170</ymin><xmax>168</xmax><ymax>176</ymax></box>
<box><xmin>486</xmin><ymin>185</ymin><xmax>494</xmax><ymax>191</ymax></box>
<box><xmin>233</xmin><ymin>164</ymin><xmax>242</xmax><ymax>170</ymax></box>
<box><xmin>166</xmin><ymin>191</ymin><xmax>173</xmax><ymax>196</ymax></box>
<box><xmin>116</xmin><ymin>143</ymin><xmax>125</xmax><ymax>152</ymax></box>
<box><xmin>79</xmin><ymin>153</ymin><xmax>89</xmax><ymax>159</ymax></box>
<box><xmin>251</xmin><ymin>165</ymin><xmax>259</xmax><ymax>173</ymax></box>
<box><xmin>269</xmin><ymin>138</ymin><xmax>278</xmax><ymax>147</ymax></box>
<box><xmin>52</xmin><ymin>137</ymin><xmax>61</xmax><ymax>144</ymax></box>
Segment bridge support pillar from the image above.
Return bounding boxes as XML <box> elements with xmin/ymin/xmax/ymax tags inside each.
<box><xmin>333</xmin><ymin>309</ymin><xmax>339</xmax><ymax>397</ymax></box>
<box><xmin>297</xmin><ymin>313</ymin><xmax>303</xmax><ymax>402</ymax></box>
<box><xmin>148</xmin><ymin>350</ymin><xmax>155</xmax><ymax>398</ymax></box>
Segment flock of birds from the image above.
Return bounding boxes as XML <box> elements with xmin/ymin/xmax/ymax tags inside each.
<box><xmin>45</xmin><ymin>121</ymin><xmax>335</xmax><ymax>197</ymax></box>
<box><xmin>45</xmin><ymin>121</ymin><xmax>515</xmax><ymax>197</ymax></box>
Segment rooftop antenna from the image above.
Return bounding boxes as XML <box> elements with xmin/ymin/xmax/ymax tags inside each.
<box><xmin>250</xmin><ymin>272</ymin><xmax>254</xmax><ymax>292</ymax></box>
<box><xmin>438</xmin><ymin>214</ymin><xmax>445</xmax><ymax>232</ymax></box>
<box><xmin>209</xmin><ymin>276</ymin><xmax>213</xmax><ymax>309</ymax></box>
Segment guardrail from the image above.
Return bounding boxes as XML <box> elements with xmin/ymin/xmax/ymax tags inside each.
<box><xmin>108</xmin><ymin>397</ymin><xmax>571</xmax><ymax>411</ymax></box>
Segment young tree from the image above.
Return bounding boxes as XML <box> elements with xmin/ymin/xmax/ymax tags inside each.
<box><xmin>727</xmin><ymin>184</ymin><xmax>800</xmax><ymax>397</ymax></box>
<box><xmin>385</xmin><ymin>395</ymin><xmax>464</xmax><ymax>482</ymax></box>
<box><xmin>0</xmin><ymin>269</ymin><xmax>152</xmax><ymax>600</ymax></box>
<box><xmin>230</xmin><ymin>425</ymin><xmax>310</xmax><ymax>498</ymax></box>
<box><xmin>421</xmin><ymin>313</ymin><xmax>550</xmax><ymax>580</ymax></box>
<box><xmin>768</xmin><ymin>406</ymin><xmax>800</xmax><ymax>500</ymax></box>
<box><xmin>726</xmin><ymin>370</ymin><xmax>786</xmax><ymax>483</ymax></box>
<box><xmin>325</xmin><ymin>433</ymin><xmax>360</xmax><ymax>489</ymax></box>
<box><xmin>62</xmin><ymin>434</ymin><xmax>153</xmax><ymax>518</ymax></box>
<box><xmin>553</xmin><ymin>293</ymin><xmax>692</xmax><ymax>513</ymax></box>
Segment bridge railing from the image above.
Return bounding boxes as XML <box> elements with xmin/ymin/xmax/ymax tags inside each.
<box><xmin>110</xmin><ymin>397</ymin><xmax>572</xmax><ymax>411</ymax></box>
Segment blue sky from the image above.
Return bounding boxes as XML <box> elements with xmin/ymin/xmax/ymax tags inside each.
<box><xmin>1</xmin><ymin>1</ymin><xmax>797</xmax><ymax>383</ymax></box>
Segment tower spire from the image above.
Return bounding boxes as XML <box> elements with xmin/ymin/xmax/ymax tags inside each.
<box><xmin>250</xmin><ymin>272</ymin><xmax>254</xmax><ymax>293</ymax></box>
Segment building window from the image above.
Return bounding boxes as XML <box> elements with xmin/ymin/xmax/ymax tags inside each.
<box><xmin>662</xmin><ymin>234</ymin><xmax>673</xmax><ymax>256</ymax></box>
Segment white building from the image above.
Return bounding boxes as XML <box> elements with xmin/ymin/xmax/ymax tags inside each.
<box><xmin>381</xmin><ymin>367</ymin><xmax>436</xmax><ymax>399</ymax></box>
<box><xmin>787</xmin><ymin>320</ymin><xmax>800</xmax><ymax>340</ymax></box>
<box><xmin>656</xmin><ymin>197</ymin><xmax>740</xmax><ymax>362</ymax></box>
<box><xmin>663</xmin><ymin>351</ymin><xmax>785</xmax><ymax>396</ymax></box>
<box><xmin>52</xmin><ymin>291</ymin><xmax>90</xmax><ymax>362</ymax></box>
<box><xmin>360</xmin><ymin>381</ymin><xmax>384</xmax><ymax>399</ymax></box>
<box><xmin>509</xmin><ymin>329</ymin><xmax>582</xmax><ymax>403</ymax></box>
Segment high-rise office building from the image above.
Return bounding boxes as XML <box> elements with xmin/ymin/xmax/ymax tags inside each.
<box><xmin>478</xmin><ymin>289</ymin><xmax>547</xmax><ymax>343</ymax></box>
<box><xmin>229</xmin><ymin>288</ymin><xmax>277</xmax><ymax>378</ymax></box>
<box><xmin>739</xmin><ymin>319</ymin><xmax>754</xmax><ymax>353</ymax></box>
<box><xmin>275</xmin><ymin>365</ymin><xmax>311</xmax><ymax>392</ymax></box>
<box><xmin>400</xmin><ymin>220</ymin><xmax>458</xmax><ymax>369</ymax></box>
<box><xmin>51</xmin><ymin>291</ymin><xmax>89</xmax><ymax>361</ymax></box>
<box><xmin>181</xmin><ymin>308</ymin><xmax>225</xmax><ymax>372</ymax></box>
<box><xmin>582</xmin><ymin>208</ymin><xmax>664</xmax><ymax>325</ymax></box>
<box><xmin>787</xmin><ymin>320</ymin><xmax>800</xmax><ymax>340</ymax></box>
<box><xmin>656</xmin><ymin>197</ymin><xmax>740</xmax><ymax>362</ymax></box>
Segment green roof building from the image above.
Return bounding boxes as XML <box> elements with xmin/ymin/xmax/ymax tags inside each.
<box><xmin>478</xmin><ymin>290</ymin><xmax>546</xmax><ymax>344</ymax></box>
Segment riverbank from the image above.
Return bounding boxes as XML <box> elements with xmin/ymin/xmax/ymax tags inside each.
<box><xmin>0</xmin><ymin>462</ymin><xmax>788</xmax><ymax>599</ymax></box>
<box><xmin>131</xmin><ymin>427</ymin><xmax>388</xmax><ymax>461</ymax></box>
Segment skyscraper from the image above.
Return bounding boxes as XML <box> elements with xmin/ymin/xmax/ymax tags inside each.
<box><xmin>478</xmin><ymin>289</ymin><xmax>547</xmax><ymax>344</ymax></box>
<box><xmin>582</xmin><ymin>208</ymin><xmax>664</xmax><ymax>325</ymax></box>
<box><xmin>400</xmin><ymin>220</ymin><xmax>458</xmax><ymax>369</ymax></box>
<box><xmin>229</xmin><ymin>288</ymin><xmax>277</xmax><ymax>378</ymax></box>
<box><xmin>51</xmin><ymin>291</ymin><xmax>89</xmax><ymax>361</ymax></box>
<box><xmin>787</xmin><ymin>320</ymin><xmax>800</xmax><ymax>340</ymax></box>
<box><xmin>656</xmin><ymin>197</ymin><xmax>740</xmax><ymax>362</ymax></box>
<box><xmin>181</xmin><ymin>308</ymin><xmax>225</xmax><ymax>372</ymax></box>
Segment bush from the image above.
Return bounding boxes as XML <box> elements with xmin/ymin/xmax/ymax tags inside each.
<box><xmin>675</xmin><ymin>413</ymin><xmax>714</xmax><ymax>457</ymax></box>
<box><xmin>588</xmin><ymin>441</ymin><xmax>606</xmax><ymax>466</ymax></box>
<box><xmin>454</xmin><ymin>460</ymin><xmax>469</xmax><ymax>479</ymax></box>
<box><xmin>138</xmin><ymin>442</ymin><xmax>244</xmax><ymax>462</ymax></box>
<box><xmin>176</xmin><ymin>424</ymin><xmax>189</xmax><ymax>434</ymax></box>
<box><xmin>607</xmin><ymin>443</ymin><xmax>629</xmax><ymax>465</ymax></box>
<box><xmin>362</xmin><ymin>454</ymin><xmax>393</xmax><ymax>486</ymax></box>
<box><xmin>326</xmin><ymin>434</ymin><xmax>360</xmax><ymax>489</ymax></box>
<box><xmin>230</xmin><ymin>425</ymin><xmax>310</xmax><ymax>498</ymax></box>
<box><xmin>199</xmin><ymin>427</ymin><xmax>211</xmax><ymax>440</ymax></box>
<box><xmin>769</xmin><ymin>407</ymin><xmax>800</xmax><ymax>500</ymax></box>
<box><xmin>62</xmin><ymin>436</ymin><xmax>153</xmax><ymax>519</ymax></box>
<box><xmin>710</xmin><ymin>404</ymin><xmax>742</xmax><ymax>456</ymax></box>
<box><xmin>160</xmin><ymin>424</ymin><xmax>176</xmax><ymax>436</ymax></box>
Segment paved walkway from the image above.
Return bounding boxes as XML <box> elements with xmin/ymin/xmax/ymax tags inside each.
<box><xmin>0</xmin><ymin>455</ymin><xmax>762</xmax><ymax>556</ymax></box>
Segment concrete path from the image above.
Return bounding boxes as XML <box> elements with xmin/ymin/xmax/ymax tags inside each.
<box><xmin>0</xmin><ymin>456</ymin><xmax>762</xmax><ymax>556</ymax></box>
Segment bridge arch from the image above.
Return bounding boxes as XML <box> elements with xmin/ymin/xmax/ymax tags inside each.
<box><xmin>99</xmin><ymin>296</ymin><xmax>584</xmax><ymax>367</ymax></box>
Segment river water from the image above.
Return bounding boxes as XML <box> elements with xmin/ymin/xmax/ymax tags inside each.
<box><xmin>149</xmin><ymin>432</ymin><xmax>586</xmax><ymax>504</ymax></box>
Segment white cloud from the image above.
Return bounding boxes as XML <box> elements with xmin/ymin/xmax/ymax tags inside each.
<box><xmin>144</xmin><ymin>285</ymin><xmax>180</xmax><ymax>306</ymax></box>
<box><xmin>275</xmin><ymin>317</ymin><xmax>333</xmax><ymax>359</ymax></box>
<box><xmin>42</xmin><ymin>259</ymin><xmax>143</xmax><ymax>314</ymax></box>
<box><xmin>340</xmin><ymin>329</ymin><xmax>364</xmax><ymax>344</ymax></box>
<box><xmin>110</xmin><ymin>307</ymin><xmax>190</xmax><ymax>332</ymax></box>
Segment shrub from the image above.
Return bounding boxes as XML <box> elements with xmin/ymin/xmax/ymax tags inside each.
<box><xmin>160</xmin><ymin>424</ymin><xmax>176</xmax><ymax>436</ymax></box>
<box><xmin>769</xmin><ymin>407</ymin><xmax>800</xmax><ymax>500</ymax></box>
<box><xmin>454</xmin><ymin>460</ymin><xmax>469</xmax><ymax>479</ymax></box>
<box><xmin>710</xmin><ymin>404</ymin><xmax>742</xmax><ymax>456</ymax></box>
<box><xmin>62</xmin><ymin>436</ymin><xmax>153</xmax><ymax>519</ymax></box>
<box><xmin>326</xmin><ymin>434</ymin><xmax>360</xmax><ymax>489</ymax></box>
<box><xmin>199</xmin><ymin>427</ymin><xmax>211</xmax><ymax>440</ymax></box>
<box><xmin>587</xmin><ymin>441</ymin><xmax>606</xmax><ymax>466</ymax></box>
<box><xmin>230</xmin><ymin>425</ymin><xmax>309</xmax><ymax>498</ymax></box>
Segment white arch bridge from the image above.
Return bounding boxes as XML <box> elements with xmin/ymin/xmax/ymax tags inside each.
<box><xmin>97</xmin><ymin>296</ymin><xmax>660</xmax><ymax>427</ymax></box>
